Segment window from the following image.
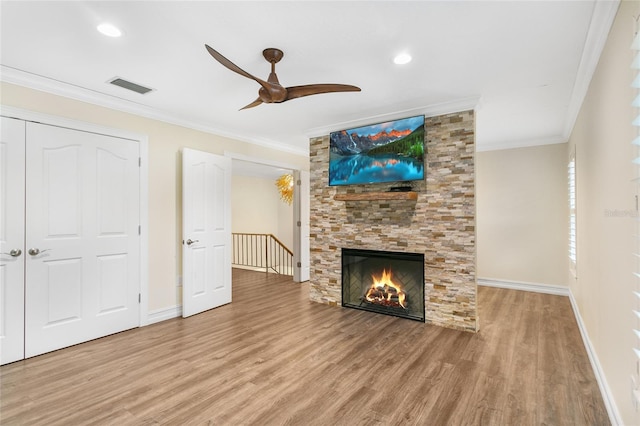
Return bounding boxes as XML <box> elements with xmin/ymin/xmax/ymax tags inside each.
<box><xmin>568</xmin><ymin>151</ymin><xmax>577</xmax><ymax>276</ymax></box>
<box><xmin>631</xmin><ymin>29</ymin><xmax>640</xmax><ymax>404</ymax></box>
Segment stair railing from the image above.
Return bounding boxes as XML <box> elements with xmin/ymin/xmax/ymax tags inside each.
<box><xmin>232</xmin><ymin>233</ymin><xmax>294</xmax><ymax>276</ymax></box>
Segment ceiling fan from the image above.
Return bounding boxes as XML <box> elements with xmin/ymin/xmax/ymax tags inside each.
<box><xmin>205</xmin><ymin>44</ymin><xmax>361</xmax><ymax>110</ymax></box>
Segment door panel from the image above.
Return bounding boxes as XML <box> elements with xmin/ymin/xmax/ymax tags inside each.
<box><xmin>0</xmin><ymin>117</ymin><xmax>26</xmax><ymax>365</ymax></box>
<box><xmin>213</xmin><ymin>245</ymin><xmax>225</xmax><ymax>290</ymax></box>
<box><xmin>25</xmin><ymin>122</ymin><xmax>140</xmax><ymax>358</ymax></box>
<box><xmin>97</xmin><ymin>148</ymin><xmax>128</xmax><ymax>235</ymax></box>
<box><xmin>182</xmin><ymin>148</ymin><xmax>231</xmax><ymax>318</ymax></box>
<box><xmin>43</xmin><ymin>257</ymin><xmax>83</xmax><ymax>326</ymax></box>
<box><xmin>44</xmin><ymin>145</ymin><xmax>82</xmax><ymax>237</ymax></box>
<box><xmin>0</xmin><ymin>266</ymin><xmax>8</xmax><ymax>337</ymax></box>
<box><xmin>97</xmin><ymin>253</ymin><xmax>128</xmax><ymax>314</ymax></box>
<box><xmin>192</xmin><ymin>246</ymin><xmax>207</xmax><ymax>296</ymax></box>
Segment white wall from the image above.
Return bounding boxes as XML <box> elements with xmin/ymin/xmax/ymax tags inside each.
<box><xmin>277</xmin><ymin>194</ymin><xmax>294</xmax><ymax>250</ymax></box>
<box><xmin>567</xmin><ymin>1</ymin><xmax>638</xmax><ymax>424</ymax></box>
<box><xmin>0</xmin><ymin>82</ymin><xmax>308</xmax><ymax>312</ymax></box>
<box><xmin>476</xmin><ymin>143</ymin><xmax>568</xmax><ymax>287</ymax></box>
<box><xmin>231</xmin><ymin>174</ymin><xmax>293</xmax><ymax>249</ymax></box>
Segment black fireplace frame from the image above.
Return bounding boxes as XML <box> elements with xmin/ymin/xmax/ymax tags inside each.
<box><xmin>341</xmin><ymin>248</ymin><xmax>425</xmax><ymax>322</ymax></box>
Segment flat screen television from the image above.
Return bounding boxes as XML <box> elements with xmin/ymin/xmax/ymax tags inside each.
<box><xmin>328</xmin><ymin>115</ymin><xmax>425</xmax><ymax>186</ymax></box>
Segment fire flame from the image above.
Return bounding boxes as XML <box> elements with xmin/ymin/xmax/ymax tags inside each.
<box><xmin>365</xmin><ymin>268</ymin><xmax>407</xmax><ymax>309</ymax></box>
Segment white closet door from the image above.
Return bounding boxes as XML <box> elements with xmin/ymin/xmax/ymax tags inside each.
<box><xmin>24</xmin><ymin>123</ymin><xmax>140</xmax><ymax>358</ymax></box>
<box><xmin>0</xmin><ymin>117</ymin><xmax>26</xmax><ymax>365</ymax></box>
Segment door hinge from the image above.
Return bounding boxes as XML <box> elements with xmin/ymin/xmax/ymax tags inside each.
<box><xmin>297</xmin><ymin>221</ymin><xmax>301</xmax><ymax>227</ymax></box>
<box><xmin>138</xmin><ymin>293</ymin><xmax>141</xmax><ymax>303</ymax></box>
<box><xmin>138</xmin><ymin>225</ymin><xmax>141</xmax><ymax>235</ymax></box>
<box><xmin>138</xmin><ymin>157</ymin><xmax>142</xmax><ymax>167</ymax></box>
<box><xmin>297</xmin><ymin>179</ymin><xmax>301</xmax><ymax>186</ymax></box>
<box><xmin>297</xmin><ymin>262</ymin><xmax>302</xmax><ymax>267</ymax></box>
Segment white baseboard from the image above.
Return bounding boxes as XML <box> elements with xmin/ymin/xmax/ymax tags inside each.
<box><xmin>146</xmin><ymin>305</ymin><xmax>182</xmax><ymax>325</ymax></box>
<box><xmin>477</xmin><ymin>277</ymin><xmax>621</xmax><ymax>425</ymax></box>
<box><xmin>568</xmin><ymin>292</ymin><xmax>623</xmax><ymax>426</ymax></box>
<box><xmin>477</xmin><ymin>277</ymin><xmax>570</xmax><ymax>296</ymax></box>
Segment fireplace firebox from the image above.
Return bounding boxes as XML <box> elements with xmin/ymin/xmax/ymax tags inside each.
<box><xmin>342</xmin><ymin>248</ymin><xmax>425</xmax><ymax>322</ymax></box>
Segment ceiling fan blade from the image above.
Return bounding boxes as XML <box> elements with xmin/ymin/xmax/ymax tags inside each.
<box><xmin>285</xmin><ymin>84</ymin><xmax>361</xmax><ymax>101</ymax></box>
<box><xmin>239</xmin><ymin>98</ymin><xmax>263</xmax><ymax>110</ymax></box>
<box><xmin>204</xmin><ymin>44</ymin><xmax>273</xmax><ymax>93</ymax></box>
<box><xmin>205</xmin><ymin>45</ymin><xmax>360</xmax><ymax>109</ymax></box>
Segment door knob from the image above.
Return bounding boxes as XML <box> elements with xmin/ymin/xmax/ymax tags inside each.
<box><xmin>186</xmin><ymin>239</ymin><xmax>199</xmax><ymax>246</ymax></box>
<box><xmin>28</xmin><ymin>248</ymin><xmax>50</xmax><ymax>256</ymax></box>
<box><xmin>2</xmin><ymin>249</ymin><xmax>22</xmax><ymax>257</ymax></box>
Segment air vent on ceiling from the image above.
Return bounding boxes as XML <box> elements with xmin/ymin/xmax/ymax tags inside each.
<box><xmin>108</xmin><ymin>77</ymin><xmax>153</xmax><ymax>95</ymax></box>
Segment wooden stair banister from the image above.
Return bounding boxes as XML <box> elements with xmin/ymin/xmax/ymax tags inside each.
<box><xmin>232</xmin><ymin>233</ymin><xmax>293</xmax><ymax>276</ymax></box>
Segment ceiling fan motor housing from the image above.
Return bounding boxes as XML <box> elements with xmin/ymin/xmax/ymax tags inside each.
<box><xmin>259</xmin><ymin>85</ymin><xmax>287</xmax><ymax>103</ymax></box>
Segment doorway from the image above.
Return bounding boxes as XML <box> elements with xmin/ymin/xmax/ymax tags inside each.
<box><xmin>228</xmin><ymin>154</ymin><xmax>309</xmax><ymax>282</ymax></box>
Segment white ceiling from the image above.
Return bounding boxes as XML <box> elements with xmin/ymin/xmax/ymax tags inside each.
<box><xmin>0</xmin><ymin>1</ymin><xmax>618</xmax><ymax>156</ymax></box>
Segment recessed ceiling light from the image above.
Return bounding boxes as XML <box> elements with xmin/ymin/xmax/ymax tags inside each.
<box><xmin>393</xmin><ymin>53</ymin><xmax>412</xmax><ymax>65</ymax></box>
<box><xmin>97</xmin><ymin>23</ymin><xmax>122</xmax><ymax>38</ymax></box>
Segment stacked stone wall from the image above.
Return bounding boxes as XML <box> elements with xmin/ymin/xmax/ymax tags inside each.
<box><xmin>309</xmin><ymin>110</ymin><xmax>477</xmax><ymax>332</ymax></box>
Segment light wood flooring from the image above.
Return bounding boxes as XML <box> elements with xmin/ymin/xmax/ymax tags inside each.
<box><xmin>1</xmin><ymin>269</ymin><xmax>609</xmax><ymax>425</ymax></box>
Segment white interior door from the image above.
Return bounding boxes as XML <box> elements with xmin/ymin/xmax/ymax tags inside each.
<box><xmin>24</xmin><ymin>122</ymin><xmax>140</xmax><ymax>358</ymax></box>
<box><xmin>293</xmin><ymin>170</ymin><xmax>310</xmax><ymax>282</ymax></box>
<box><xmin>182</xmin><ymin>148</ymin><xmax>232</xmax><ymax>317</ymax></box>
<box><xmin>0</xmin><ymin>117</ymin><xmax>26</xmax><ymax>365</ymax></box>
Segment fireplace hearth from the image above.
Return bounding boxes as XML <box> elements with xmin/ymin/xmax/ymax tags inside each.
<box><xmin>341</xmin><ymin>248</ymin><xmax>425</xmax><ymax>322</ymax></box>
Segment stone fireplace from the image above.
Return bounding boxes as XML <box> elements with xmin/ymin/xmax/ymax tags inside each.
<box><xmin>342</xmin><ymin>248</ymin><xmax>425</xmax><ymax>322</ymax></box>
<box><xmin>309</xmin><ymin>110</ymin><xmax>477</xmax><ymax>332</ymax></box>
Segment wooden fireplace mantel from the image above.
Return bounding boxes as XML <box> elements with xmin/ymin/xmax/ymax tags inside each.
<box><xmin>333</xmin><ymin>191</ymin><xmax>418</xmax><ymax>201</ymax></box>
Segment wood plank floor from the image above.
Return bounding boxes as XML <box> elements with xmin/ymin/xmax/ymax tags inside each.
<box><xmin>1</xmin><ymin>269</ymin><xmax>609</xmax><ymax>425</ymax></box>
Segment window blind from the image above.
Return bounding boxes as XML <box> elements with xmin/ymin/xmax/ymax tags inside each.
<box><xmin>568</xmin><ymin>153</ymin><xmax>577</xmax><ymax>275</ymax></box>
<box><xmin>630</xmin><ymin>30</ymin><xmax>640</xmax><ymax>403</ymax></box>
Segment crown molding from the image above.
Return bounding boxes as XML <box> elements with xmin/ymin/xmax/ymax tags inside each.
<box><xmin>480</xmin><ymin>0</ymin><xmax>619</xmax><ymax>153</ymax></box>
<box><xmin>0</xmin><ymin>66</ymin><xmax>308</xmax><ymax>157</ymax></box>
<box><xmin>476</xmin><ymin>135</ymin><xmax>567</xmax><ymax>152</ymax></box>
<box><xmin>0</xmin><ymin>104</ymin><xmax>149</xmax><ymax>143</ymax></box>
<box><xmin>304</xmin><ymin>96</ymin><xmax>480</xmax><ymax>139</ymax></box>
<box><xmin>563</xmin><ymin>0</ymin><xmax>620</xmax><ymax>139</ymax></box>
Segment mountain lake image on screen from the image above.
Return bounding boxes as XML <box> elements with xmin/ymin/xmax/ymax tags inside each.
<box><xmin>328</xmin><ymin>115</ymin><xmax>425</xmax><ymax>186</ymax></box>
